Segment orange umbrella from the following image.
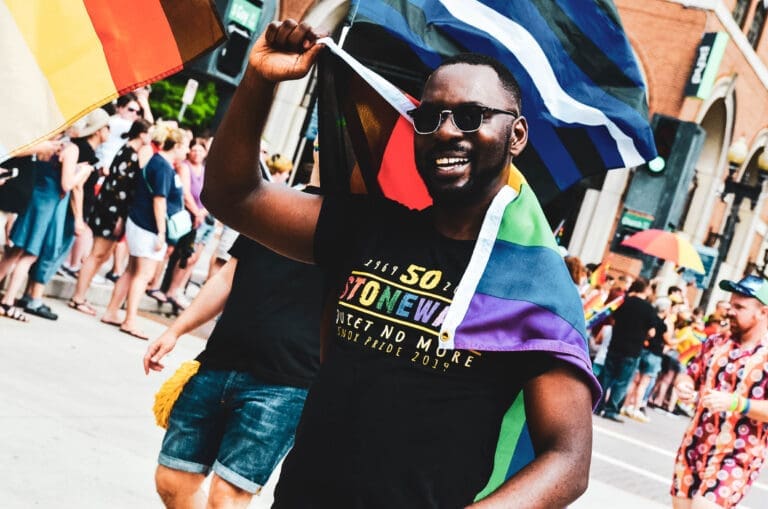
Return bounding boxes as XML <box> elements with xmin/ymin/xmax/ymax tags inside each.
<box><xmin>620</xmin><ymin>229</ymin><xmax>705</xmax><ymax>273</ymax></box>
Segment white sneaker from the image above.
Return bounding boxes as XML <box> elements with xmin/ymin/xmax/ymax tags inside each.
<box><xmin>620</xmin><ymin>406</ymin><xmax>634</xmax><ymax>417</ymax></box>
<box><xmin>631</xmin><ymin>408</ymin><xmax>650</xmax><ymax>423</ymax></box>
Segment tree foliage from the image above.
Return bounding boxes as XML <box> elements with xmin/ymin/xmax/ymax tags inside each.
<box><xmin>148</xmin><ymin>74</ymin><xmax>219</xmax><ymax>133</ymax></box>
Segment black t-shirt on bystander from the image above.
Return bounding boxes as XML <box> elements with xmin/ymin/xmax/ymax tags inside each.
<box><xmin>646</xmin><ymin>315</ymin><xmax>668</xmax><ymax>357</ymax></box>
<box><xmin>607</xmin><ymin>295</ymin><xmax>657</xmax><ymax>358</ymax></box>
<box><xmin>196</xmin><ymin>235</ymin><xmax>323</xmax><ymax>388</ymax></box>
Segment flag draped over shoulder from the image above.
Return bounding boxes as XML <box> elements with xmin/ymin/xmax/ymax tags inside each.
<box><xmin>319</xmin><ymin>39</ymin><xmax>602</xmax><ymax>498</ymax></box>
<box><xmin>338</xmin><ymin>0</ymin><xmax>655</xmax><ymax>204</ymax></box>
<box><xmin>0</xmin><ymin>0</ymin><xmax>224</xmax><ymax>160</ymax></box>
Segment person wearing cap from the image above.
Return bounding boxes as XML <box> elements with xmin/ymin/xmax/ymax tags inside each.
<box><xmin>68</xmin><ymin>119</ymin><xmax>153</xmax><ymax>316</ymax></box>
<box><xmin>0</xmin><ymin>109</ymin><xmax>110</xmax><ymax>321</ymax></box>
<box><xmin>671</xmin><ymin>275</ymin><xmax>768</xmax><ymax>508</ymax></box>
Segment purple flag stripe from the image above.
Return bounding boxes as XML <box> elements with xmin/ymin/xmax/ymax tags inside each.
<box><xmin>455</xmin><ymin>293</ymin><xmax>601</xmax><ymax>405</ymax></box>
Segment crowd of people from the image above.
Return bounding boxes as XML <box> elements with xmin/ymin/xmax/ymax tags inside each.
<box><xmin>5</xmin><ymin>17</ymin><xmax>768</xmax><ymax>509</ymax></box>
<box><xmin>0</xmin><ymin>89</ymin><xmax>296</xmax><ymax>340</ymax></box>
<box><xmin>566</xmin><ymin>254</ymin><xmax>768</xmax><ymax>507</ymax></box>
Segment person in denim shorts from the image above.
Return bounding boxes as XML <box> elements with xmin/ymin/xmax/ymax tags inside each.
<box><xmin>621</xmin><ymin>297</ymin><xmax>672</xmax><ymax>422</ymax></box>
<box><xmin>143</xmin><ymin>226</ymin><xmax>323</xmax><ymax>507</ymax></box>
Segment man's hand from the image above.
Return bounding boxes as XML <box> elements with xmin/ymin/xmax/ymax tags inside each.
<box><xmin>701</xmin><ymin>390</ymin><xmax>738</xmax><ymax>413</ymax></box>
<box><xmin>675</xmin><ymin>375</ymin><xmax>697</xmax><ymax>404</ymax></box>
<box><xmin>143</xmin><ymin>330</ymin><xmax>179</xmax><ymax>374</ymax></box>
<box><xmin>248</xmin><ymin>19</ymin><xmax>325</xmax><ymax>82</ymax></box>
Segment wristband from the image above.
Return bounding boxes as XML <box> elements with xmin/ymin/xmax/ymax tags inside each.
<box><xmin>736</xmin><ymin>396</ymin><xmax>746</xmax><ymax>413</ymax></box>
<box><xmin>729</xmin><ymin>394</ymin><xmax>739</xmax><ymax>412</ymax></box>
<box><xmin>743</xmin><ymin>398</ymin><xmax>751</xmax><ymax>415</ymax></box>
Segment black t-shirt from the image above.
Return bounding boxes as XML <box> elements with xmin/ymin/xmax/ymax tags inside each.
<box><xmin>196</xmin><ymin>235</ymin><xmax>323</xmax><ymax>388</ymax></box>
<box><xmin>0</xmin><ymin>156</ymin><xmax>36</xmax><ymax>214</ymax></box>
<box><xmin>608</xmin><ymin>295</ymin><xmax>657</xmax><ymax>358</ymax></box>
<box><xmin>274</xmin><ymin>196</ymin><xmax>551</xmax><ymax>509</ymax></box>
<box><xmin>646</xmin><ymin>315</ymin><xmax>667</xmax><ymax>356</ymax></box>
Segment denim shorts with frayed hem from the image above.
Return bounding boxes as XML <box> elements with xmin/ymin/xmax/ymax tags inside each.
<box><xmin>158</xmin><ymin>368</ymin><xmax>308</xmax><ymax>493</ymax></box>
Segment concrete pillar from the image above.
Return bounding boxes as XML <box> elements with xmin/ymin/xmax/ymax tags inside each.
<box><xmin>567</xmin><ymin>189</ymin><xmax>598</xmax><ymax>257</ymax></box>
<box><xmin>683</xmin><ymin>172</ymin><xmax>719</xmax><ymax>243</ymax></box>
<box><xmin>567</xmin><ymin>168</ymin><xmax>631</xmax><ymax>265</ymax></box>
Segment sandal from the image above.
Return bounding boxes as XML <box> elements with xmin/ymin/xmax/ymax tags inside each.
<box><xmin>68</xmin><ymin>299</ymin><xmax>96</xmax><ymax>316</ymax></box>
<box><xmin>0</xmin><ymin>303</ymin><xmax>29</xmax><ymax>322</ymax></box>
<box><xmin>100</xmin><ymin>317</ymin><xmax>122</xmax><ymax>327</ymax></box>
<box><xmin>167</xmin><ymin>296</ymin><xmax>188</xmax><ymax>315</ymax></box>
<box><xmin>145</xmin><ymin>289</ymin><xmax>168</xmax><ymax>304</ymax></box>
<box><xmin>119</xmin><ymin>327</ymin><xmax>149</xmax><ymax>340</ymax></box>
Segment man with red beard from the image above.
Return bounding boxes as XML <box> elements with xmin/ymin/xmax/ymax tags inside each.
<box><xmin>672</xmin><ymin>275</ymin><xmax>768</xmax><ymax>508</ymax></box>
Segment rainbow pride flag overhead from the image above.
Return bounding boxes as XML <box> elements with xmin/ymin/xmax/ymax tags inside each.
<box><xmin>0</xmin><ymin>0</ymin><xmax>224</xmax><ymax>161</ymax></box>
<box><xmin>320</xmin><ymin>38</ymin><xmax>601</xmax><ymax>500</ymax></box>
<box><xmin>335</xmin><ymin>0</ymin><xmax>656</xmax><ymax>204</ymax></box>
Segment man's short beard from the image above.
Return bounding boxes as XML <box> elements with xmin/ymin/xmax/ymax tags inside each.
<box><xmin>423</xmin><ymin>128</ymin><xmax>513</xmax><ymax>207</ymax></box>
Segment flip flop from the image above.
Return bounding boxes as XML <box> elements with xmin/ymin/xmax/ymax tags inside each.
<box><xmin>68</xmin><ymin>299</ymin><xmax>96</xmax><ymax>316</ymax></box>
<box><xmin>145</xmin><ymin>289</ymin><xmax>168</xmax><ymax>304</ymax></box>
<box><xmin>100</xmin><ymin>317</ymin><xmax>122</xmax><ymax>327</ymax></box>
<box><xmin>119</xmin><ymin>327</ymin><xmax>149</xmax><ymax>340</ymax></box>
<box><xmin>0</xmin><ymin>303</ymin><xmax>29</xmax><ymax>322</ymax></box>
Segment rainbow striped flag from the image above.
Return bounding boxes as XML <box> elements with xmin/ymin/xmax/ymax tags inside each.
<box><xmin>589</xmin><ymin>263</ymin><xmax>609</xmax><ymax>287</ymax></box>
<box><xmin>320</xmin><ymin>38</ymin><xmax>601</xmax><ymax>500</ymax></box>
<box><xmin>335</xmin><ymin>0</ymin><xmax>655</xmax><ymax>204</ymax></box>
<box><xmin>0</xmin><ymin>0</ymin><xmax>224</xmax><ymax>160</ymax></box>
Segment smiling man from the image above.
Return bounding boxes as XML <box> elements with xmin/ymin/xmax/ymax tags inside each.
<box><xmin>203</xmin><ymin>20</ymin><xmax>594</xmax><ymax>509</ymax></box>
<box><xmin>672</xmin><ymin>276</ymin><xmax>768</xmax><ymax>509</ymax></box>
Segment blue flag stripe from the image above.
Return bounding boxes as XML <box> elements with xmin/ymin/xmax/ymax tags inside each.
<box><xmin>356</xmin><ymin>0</ymin><xmax>655</xmax><ymax>165</ymax></box>
<box><xmin>429</xmin><ymin>1</ymin><xmax>655</xmax><ymax>158</ymax></box>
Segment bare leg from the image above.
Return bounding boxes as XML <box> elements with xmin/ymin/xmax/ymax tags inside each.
<box><xmin>208</xmin><ymin>473</ymin><xmax>254</xmax><ymax>509</ymax></box>
<box><xmin>154</xmin><ymin>465</ymin><xmax>206</xmax><ymax>509</ymax></box>
<box><xmin>103</xmin><ymin>256</ymin><xmax>136</xmax><ymax>322</ymax></box>
<box><xmin>690</xmin><ymin>495</ymin><xmax>723</xmax><ymax>509</ymax></box>
<box><xmin>166</xmin><ymin>245</ymin><xmax>201</xmax><ymax>300</ymax></box>
<box><xmin>72</xmin><ymin>237</ymin><xmax>116</xmax><ymax>302</ymax></box>
<box><xmin>625</xmin><ymin>373</ymin><xmax>654</xmax><ymax>413</ymax></box>
<box><xmin>67</xmin><ymin>225</ymin><xmax>94</xmax><ymax>271</ymax></box>
<box><xmin>623</xmin><ymin>372</ymin><xmax>642</xmax><ymax>411</ymax></box>
<box><xmin>121</xmin><ymin>256</ymin><xmax>158</xmax><ymax>334</ymax></box>
<box><xmin>3</xmin><ymin>213</ymin><xmax>17</xmax><ymax>247</ymax></box>
<box><xmin>111</xmin><ymin>240</ymin><xmax>129</xmax><ymax>276</ymax></box>
<box><xmin>0</xmin><ymin>253</ymin><xmax>37</xmax><ymax>306</ymax></box>
<box><xmin>0</xmin><ymin>246</ymin><xmax>24</xmax><ymax>283</ymax></box>
<box><xmin>672</xmin><ymin>496</ymin><xmax>692</xmax><ymax>509</ymax></box>
<box><xmin>148</xmin><ymin>247</ymin><xmax>173</xmax><ymax>292</ymax></box>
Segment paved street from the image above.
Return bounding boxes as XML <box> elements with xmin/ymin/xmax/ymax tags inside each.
<box><xmin>3</xmin><ymin>301</ymin><xmax>768</xmax><ymax>508</ymax></box>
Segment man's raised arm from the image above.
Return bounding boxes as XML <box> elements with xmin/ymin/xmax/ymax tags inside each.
<box><xmin>203</xmin><ymin>20</ymin><xmax>325</xmax><ymax>263</ymax></box>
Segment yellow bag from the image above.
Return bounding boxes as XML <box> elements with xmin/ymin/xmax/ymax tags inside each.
<box><xmin>153</xmin><ymin>360</ymin><xmax>201</xmax><ymax>428</ymax></box>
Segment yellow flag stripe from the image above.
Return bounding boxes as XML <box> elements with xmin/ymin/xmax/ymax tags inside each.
<box><xmin>0</xmin><ymin>2</ymin><xmax>65</xmax><ymax>156</ymax></box>
<box><xmin>5</xmin><ymin>0</ymin><xmax>117</xmax><ymax>120</ymax></box>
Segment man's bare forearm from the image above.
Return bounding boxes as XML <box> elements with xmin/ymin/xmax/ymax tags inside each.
<box><xmin>202</xmin><ymin>68</ymin><xmax>274</xmax><ymax>226</ymax></box>
<box><xmin>468</xmin><ymin>448</ymin><xmax>588</xmax><ymax>509</ymax></box>
<box><xmin>469</xmin><ymin>366</ymin><xmax>592</xmax><ymax>509</ymax></box>
<box><xmin>168</xmin><ymin>259</ymin><xmax>236</xmax><ymax>338</ymax></box>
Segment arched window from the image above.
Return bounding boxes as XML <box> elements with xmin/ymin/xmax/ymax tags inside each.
<box><xmin>748</xmin><ymin>3</ymin><xmax>768</xmax><ymax>48</ymax></box>
<box><xmin>733</xmin><ymin>0</ymin><xmax>750</xmax><ymax>28</ymax></box>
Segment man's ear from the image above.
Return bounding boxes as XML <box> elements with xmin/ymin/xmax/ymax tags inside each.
<box><xmin>510</xmin><ymin>116</ymin><xmax>528</xmax><ymax>158</ymax></box>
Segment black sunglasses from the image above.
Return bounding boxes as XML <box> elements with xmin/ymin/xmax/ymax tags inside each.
<box><xmin>407</xmin><ymin>104</ymin><xmax>518</xmax><ymax>135</ymax></box>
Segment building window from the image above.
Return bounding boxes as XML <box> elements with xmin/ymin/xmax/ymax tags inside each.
<box><xmin>748</xmin><ymin>4</ymin><xmax>768</xmax><ymax>47</ymax></box>
<box><xmin>733</xmin><ymin>0</ymin><xmax>750</xmax><ymax>28</ymax></box>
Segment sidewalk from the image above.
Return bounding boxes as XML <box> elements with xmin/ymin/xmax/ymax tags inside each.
<box><xmin>0</xmin><ymin>298</ymin><xmax>664</xmax><ymax>508</ymax></box>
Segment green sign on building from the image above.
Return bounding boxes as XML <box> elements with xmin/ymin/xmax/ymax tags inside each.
<box><xmin>227</xmin><ymin>0</ymin><xmax>262</xmax><ymax>31</ymax></box>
